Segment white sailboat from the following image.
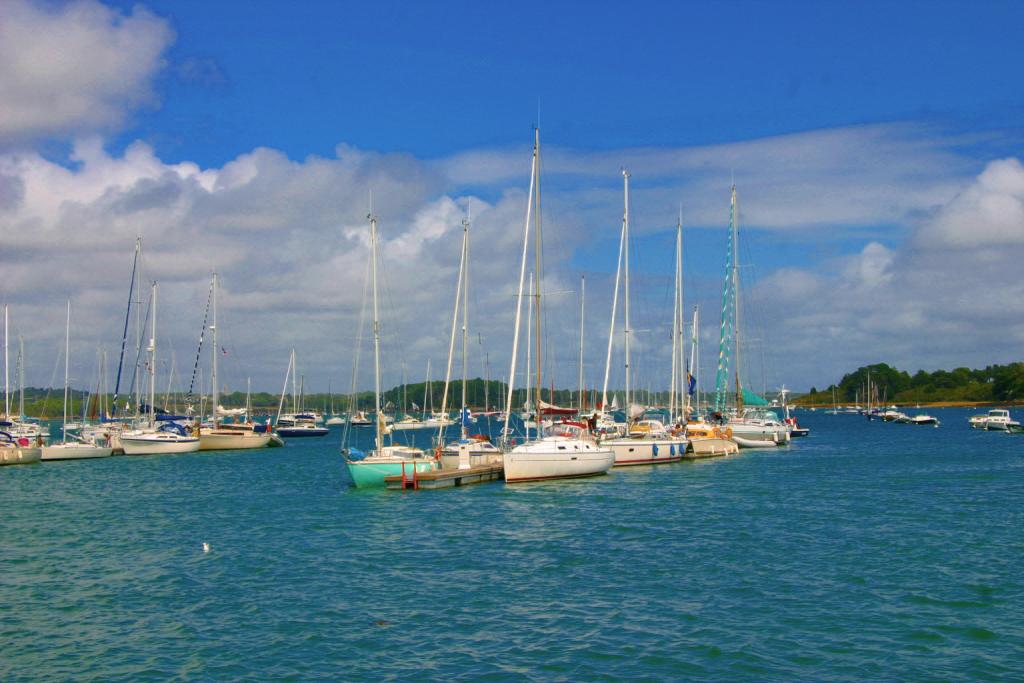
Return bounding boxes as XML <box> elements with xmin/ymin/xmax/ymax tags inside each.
<box><xmin>41</xmin><ymin>301</ymin><xmax>113</xmax><ymax>460</ymax></box>
<box><xmin>501</xmin><ymin>129</ymin><xmax>614</xmax><ymax>483</ymax></box>
<box><xmin>598</xmin><ymin>171</ymin><xmax>685</xmax><ymax>465</ymax></box>
<box><xmin>1</xmin><ymin>306</ymin><xmax>41</xmax><ymax>465</ymax></box>
<box><xmin>344</xmin><ymin>211</ymin><xmax>439</xmax><ymax>487</ymax></box>
<box><xmin>198</xmin><ymin>273</ymin><xmax>273</xmax><ymax>451</ymax></box>
<box><xmin>436</xmin><ymin>208</ymin><xmax>503</xmax><ymax>469</ymax></box>
<box><xmin>121</xmin><ymin>283</ymin><xmax>201</xmax><ymax>455</ymax></box>
<box><xmin>715</xmin><ymin>186</ymin><xmax>790</xmax><ymax>447</ymax></box>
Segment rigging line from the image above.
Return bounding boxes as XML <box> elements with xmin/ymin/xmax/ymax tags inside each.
<box><xmin>125</xmin><ymin>287</ymin><xmax>153</xmax><ymax>411</ymax></box>
<box><xmin>112</xmin><ymin>239</ymin><xmax>140</xmax><ymax>411</ymax></box>
<box><xmin>186</xmin><ymin>277</ymin><xmax>215</xmax><ymax>404</ymax></box>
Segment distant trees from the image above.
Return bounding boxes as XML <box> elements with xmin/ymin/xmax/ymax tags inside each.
<box><xmin>799</xmin><ymin>362</ymin><xmax>1024</xmax><ymax>404</ymax></box>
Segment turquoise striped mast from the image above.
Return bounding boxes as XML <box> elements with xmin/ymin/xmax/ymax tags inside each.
<box><xmin>714</xmin><ymin>186</ymin><xmax>740</xmax><ymax>413</ymax></box>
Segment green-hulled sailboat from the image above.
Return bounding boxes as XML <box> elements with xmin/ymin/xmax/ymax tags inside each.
<box><xmin>344</xmin><ymin>211</ymin><xmax>438</xmax><ymax>488</ymax></box>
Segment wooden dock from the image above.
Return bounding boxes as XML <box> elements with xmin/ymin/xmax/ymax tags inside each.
<box><xmin>385</xmin><ymin>463</ymin><xmax>504</xmax><ymax>490</ymax></box>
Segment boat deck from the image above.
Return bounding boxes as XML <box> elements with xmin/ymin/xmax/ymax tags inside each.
<box><xmin>385</xmin><ymin>463</ymin><xmax>504</xmax><ymax>490</ymax></box>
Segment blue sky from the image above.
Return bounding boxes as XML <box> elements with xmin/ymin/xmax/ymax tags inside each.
<box><xmin>2</xmin><ymin>0</ymin><xmax>1024</xmax><ymax>396</ymax></box>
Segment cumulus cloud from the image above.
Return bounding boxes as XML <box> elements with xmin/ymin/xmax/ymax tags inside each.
<box><xmin>0</xmin><ymin>0</ymin><xmax>174</xmax><ymax>144</ymax></box>
<box><xmin>0</xmin><ymin>121</ymin><xmax>1019</xmax><ymax>395</ymax></box>
<box><xmin>750</xmin><ymin>157</ymin><xmax>1024</xmax><ymax>389</ymax></box>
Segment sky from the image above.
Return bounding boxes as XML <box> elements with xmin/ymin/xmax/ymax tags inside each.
<box><xmin>1</xmin><ymin>0</ymin><xmax>1023</xmax><ymax>400</ymax></box>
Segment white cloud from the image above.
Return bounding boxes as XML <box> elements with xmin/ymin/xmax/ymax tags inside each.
<box><xmin>0</xmin><ymin>122</ymin><xmax>1020</xmax><ymax>395</ymax></box>
<box><xmin>0</xmin><ymin>0</ymin><xmax>174</xmax><ymax>144</ymax></box>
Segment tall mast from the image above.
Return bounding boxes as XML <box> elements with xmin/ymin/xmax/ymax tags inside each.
<box><xmin>3</xmin><ymin>304</ymin><xmax>8</xmax><ymax>417</ymax></box>
<box><xmin>501</xmin><ymin>130</ymin><xmax>538</xmax><ymax>443</ymax></box>
<box><xmin>670</xmin><ymin>212</ymin><xmax>680</xmax><ymax>420</ymax></box>
<box><xmin>290</xmin><ymin>349</ymin><xmax>297</xmax><ymax>414</ymax></box>
<box><xmin>690</xmin><ymin>306</ymin><xmax>700</xmax><ymax>416</ymax></box>
<box><xmin>438</xmin><ymin>209</ymin><xmax>468</xmax><ymax>444</ymax></box>
<box><xmin>731</xmin><ymin>185</ymin><xmax>743</xmax><ymax>410</ymax></box>
<box><xmin>62</xmin><ymin>300</ymin><xmax>70</xmax><ymax>443</ymax></box>
<box><xmin>578</xmin><ymin>276</ymin><xmax>585</xmax><ymax>411</ymax></box>
<box><xmin>533</xmin><ymin>128</ymin><xmax>543</xmax><ymax>429</ymax></box>
<box><xmin>525</xmin><ymin>273</ymin><xmax>533</xmax><ymax>420</ymax></box>
<box><xmin>149</xmin><ymin>283</ymin><xmax>157</xmax><ymax>427</ymax></box>
<box><xmin>210</xmin><ymin>271</ymin><xmax>218</xmax><ymax>427</ymax></box>
<box><xmin>113</xmin><ymin>237</ymin><xmax>140</xmax><ymax>415</ymax></box>
<box><xmin>622</xmin><ymin>170</ymin><xmax>632</xmax><ymax>414</ymax></box>
<box><xmin>370</xmin><ymin>212</ymin><xmax>384</xmax><ymax>452</ymax></box>
<box><xmin>601</xmin><ymin>218</ymin><xmax>626</xmax><ymax>413</ymax></box>
<box><xmin>461</xmin><ymin>211</ymin><xmax>470</xmax><ymax>437</ymax></box>
<box><xmin>18</xmin><ymin>335</ymin><xmax>25</xmax><ymax>418</ymax></box>
<box><xmin>246</xmin><ymin>377</ymin><xmax>252</xmax><ymax>422</ymax></box>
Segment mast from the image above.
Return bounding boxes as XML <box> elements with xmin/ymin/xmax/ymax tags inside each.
<box><xmin>525</xmin><ymin>273</ymin><xmax>533</xmax><ymax>418</ymax></box>
<box><xmin>501</xmin><ymin>129</ymin><xmax>538</xmax><ymax>443</ymax></box>
<box><xmin>438</xmin><ymin>209</ymin><xmax>468</xmax><ymax>444</ymax></box>
<box><xmin>290</xmin><ymin>349</ymin><xmax>297</xmax><ymax>414</ymax></box>
<box><xmin>461</xmin><ymin>211</ymin><xmax>470</xmax><ymax>438</ymax></box>
<box><xmin>601</xmin><ymin>218</ymin><xmax>626</xmax><ymax>414</ymax></box>
<box><xmin>62</xmin><ymin>300</ymin><xmax>70</xmax><ymax>443</ymax></box>
<box><xmin>3</xmin><ymin>304</ymin><xmax>8</xmax><ymax>417</ymax></box>
<box><xmin>370</xmin><ymin>212</ymin><xmax>384</xmax><ymax>452</ymax></box>
<box><xmin>246</xmin><ymin>377</ymin><xmax>252</xmax><ymax>423</ymax></box>
<box><xmin>533</xmin><ymin>127</ymin><xmax>543</xmax><ymax>430</ymax></box>
<box><xmin>113</xmin><ymin>237</ymin><xmax>140</xmax><ymax>415</ymax></box>
<box><xmin>210</xmin><ymin>271</ymin><xmax>218</xmax><ymax>428</ymax></box>
<box><xmin>18</xmin><ymin>336</ymin><xmax>25</xmax><ymax>418</ymax></box>
<box><xmin>578</xmin><ymin>276</ymin><xmax>585</xmax><ymax>412</ymax></box>
<box><xmin>622</xmin><ymin>170</ymin><xmax>632</xmax><ymax>415</ymax></box>
<box><xmin>148</xmin><ymin>283</ymin><xmax>157</xmax><ymax>427</ymax></box>
<box><xmin>731</xmin><ymin>185</ymin><xmax>743</xmax><ymax>410</ymax></box>
<box><xmin>670</xmin><ymin>211</ymin><xmax>681</xmax><ymax>421</ymax></box>
<box><xmin>690</xmin><ymin>306</ymin><xmax>700</xmax><ymax>417</ymax></box>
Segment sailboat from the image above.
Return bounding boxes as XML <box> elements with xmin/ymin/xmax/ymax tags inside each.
<box><xmin>197</xmin><ymin>273</ymin><xmax>274</xmax><ymax>450</ymax></box>
<box><xmin>597</xmin><ymin>171</ymin><xmax>684</xmax><ymax>466</ymax></box>
<box><xmin>714</xmin><ymin>185</ymin><xmax>790</xmax><ymax>448</ymax></box>
<box><xmin>344</xmin><ymin>211</ymin><xmax>439</xmax><ymax>488</ymax></box>
<box><xmin>274</xmin><ymin>350</ymin><xmax>329</xmax><ymax>437</ymax></box>
<box><xmin>121</xmin><ymin>283</ymin><xmax>202</xmax><ymax>455</ymax></box>
<box><xmin>500</xmin><ymin>129</ymin><xmax>614</xmax><ymax>483</ymax></box>
<box><xmin>41</xmin><ymin>301</ymin><xmax>113</xmax><ymax>460</ymax></box>
<box><xmin>0</xmin><ymin>306</ymin><xmax>41</xmax><ymax>465</ymax></box>
<box><xmin>435</xmin><ymin>208</ymin><xmax>502</xmax><ymax>469</ymax></box>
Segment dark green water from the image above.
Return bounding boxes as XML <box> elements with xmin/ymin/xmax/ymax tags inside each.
<box><xmin>2</xmin><ymin>408</ymin><xmax>1023</xmax><ymax>680</ymax></box>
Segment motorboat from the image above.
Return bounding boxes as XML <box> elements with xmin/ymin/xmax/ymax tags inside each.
<box><xmin>439</xmin><ymin>435</ymin><xmax>503</xmax><ymax>470</ymax></box>
<box><xmin>981</xmin><ymin>409</ymin><xmax>1020</xmax><ymax>431</ymax></box>
<box><xmin>726</xmin><ymin>408</ymin><xmax>791</xmax><ymax>445</ymax></box>
<box><xmin>683</xmin><ymin>421</ymin><xmax>739</xmax><ymax>457</ymax></box>
<box><xmin>907</xmin><ymin>414</ymin><xmax>940</xmax><ymax>426</ymax></box>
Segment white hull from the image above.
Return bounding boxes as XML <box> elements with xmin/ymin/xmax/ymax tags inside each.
<box><xmin>602</xmin><ymin>437</ymin><xmax>685</xmax><ymax>466</ymax></box>
<box><xmin>1</xmin><ymin>446</ymin><xmax>41</xmax><ymax>465</ymax></box>
<box><xmin>503</xmin><ymin>437</ymin><xmax>614</xmax><ymax>483</ymax></box>
<box><xmin>40</xmin><ymin>444</ymin><xmax>113</xmax><ymax>460</ymax></box>
<box><xmin>733</xmin><ymin>435</ymin><xmax>778</xmax><ymax>449</ymax></box>
<box><xmin>199</xmin><ymin>430</ymin><xmax>273</xmax><ymax>451</ymax></box>
<box><xmin>121</xmin><ymin>433</ymin><xmax>201</xmax><ymax>455</ymax></box>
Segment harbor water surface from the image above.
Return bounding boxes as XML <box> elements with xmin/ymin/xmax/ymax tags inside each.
<box><xmin>2</xmin><ymin>408</ymin><xmax>1023</xmax><ymax>680</ymax></box>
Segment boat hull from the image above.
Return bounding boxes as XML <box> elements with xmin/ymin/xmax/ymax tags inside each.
<box><xmin>276</xmin><ymin>426</ymin><xmax>329</xmax><ymax>437</ymax></box>
<box><xmin>733</xmin><ymin>435</ymin><xmax>778</xmax><ymax>448</ymax></box>
<box><xmin>602</xmin><ymin>437</ymin><xmax>685</xmax><ymax>466</ymax></box>
<box><xmin>40</xmin><ymin>444</ymin><xmax>113</xmax><ymax>460</ymax></box>
<box><xmin>121</xmin><ymin>436</ymin><xmax>201</xmax><ymax>455</ymax></box>
<box><xmin>503</xmin><ymin>441</ymin><xmax>614</xmax><ymax>483</ymax></box>
<box><xmin>687</xmin><ymin>437</ymin><xmax>739</xmax><ymax>457</ymax></box>
<box><xmin>346</xmin><ymin>458</ymin><xmax>437</xmax><ymax>488</ymax></box>
<box><xmin>1</xmin><ymin>446</ymin><xmax>41</xmax><ymax>465</ymax></box>
<box><xmin>199</xmin><ymin>431</ymin><xmax>273</xmax><ymax>450</ymax></box>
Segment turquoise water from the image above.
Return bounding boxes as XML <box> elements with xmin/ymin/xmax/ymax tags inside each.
<box><xmin>3</xmin><ymin>409</ymin><xmax>1023</xmax><ymax>680</ymax></box>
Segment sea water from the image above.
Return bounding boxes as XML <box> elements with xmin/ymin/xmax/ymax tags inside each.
<box><xmin>2</xmin><ymin>408</ymin><xmax>1022</xmax><ymax>680</ymax></box>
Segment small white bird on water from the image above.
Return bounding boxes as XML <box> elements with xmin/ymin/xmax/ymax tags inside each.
<box><xmin>202</xmin><ymin>542</ymin><xmax>211</xmax><ymax>553</ymax></box>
